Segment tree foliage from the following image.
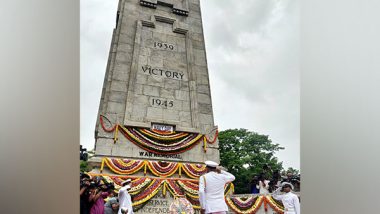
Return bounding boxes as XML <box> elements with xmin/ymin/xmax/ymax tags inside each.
<box><xmin>219</xmin><ymin>129</ymin><xmax>284</xmax><ymax>194</ymax></box>
<box><xmin>283</xmin><ymin>167</ymin><xmax>300</xmax><ymax>175</ymax></box>
<box><xmin>80</xmin><ymin>160</ymin><xmax>92</xmax><ymax>172</ymax></box>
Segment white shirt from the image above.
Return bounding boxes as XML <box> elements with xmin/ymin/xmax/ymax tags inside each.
<box><xmin>198</xmin><ymin>170</ymin><xmax>235</xmax><ymax>213</ymax></box>
<box><xmin>118</xmin><ymin>186</ymin><xmax>134</xmax><ymax>214</ymax></box>
<box><xmin>272</xmin><ymin>189</ymin><xmax>300</xmax><ymax>214</ymax></box>
<box><xmin>259</xmin><ymin>180</ymin><xmax>270</xmax><ymax>194</ymax></box>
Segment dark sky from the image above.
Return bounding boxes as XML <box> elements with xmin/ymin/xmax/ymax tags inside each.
<box><xmin>81</xmin><ymin>0</ymin><xmax>300</xmax><ymax>169</ymax></box>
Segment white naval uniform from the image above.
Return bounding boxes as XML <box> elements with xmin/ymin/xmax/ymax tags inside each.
<box><xmin>272</xmin><ymin>188</ymin><xmax>300</xmax><ymax>214</ymax></box>
<box><xmin>198</xmin><ymin>170</ymin><xmax>235</xmax><ymax>214</ymax></box>
<box><xmin>118</xmin><ymin>186</ymin><xmax>134</xmax><ymax>214</ymax></box>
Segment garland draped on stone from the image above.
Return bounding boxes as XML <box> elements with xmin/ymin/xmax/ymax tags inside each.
<box><xmin>265</xmin><ymin>195</ymin><xmax>285</xmax><ymax>213</ymax></box>
<box><xmin>101</xmin><ymin>158</ymin><xmax>207</xmax><ymax>178</ymax></box>
<box><xmin>226</xmin><ymin>196</ymin><xmax>264</xmax><ymax>214</ymax></box>
<box><xmin>92</xmin><ymin>173</ymin><xmax>285</xmax><ymax>213</ymax></box>
<box><xmin>226</xmin><ymin>195</ymin><xmax>285</xmax><ymax>214</ymax></box>
<box><xmin>100</xmin><ymin>115</ymin><xmax>218</xmax><ymax>154</ymax></box>
<box><xmin>89</xmin><ymin>173</ymin><xmax>234</xmax><ymax>211</ymax></box>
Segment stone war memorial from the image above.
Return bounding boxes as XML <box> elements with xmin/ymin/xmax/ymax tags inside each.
<box><xmin>88</xmin><ymin>0</ymin><xmax>286</xmax><ymax>213</ymax></box>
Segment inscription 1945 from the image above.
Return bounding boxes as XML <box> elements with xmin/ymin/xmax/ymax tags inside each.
<box><xmin>141</xmin><ymin>65</ymin><xmax>184</xmax><ymax>80</ymax></box>
<box><xmin>151</xmin><ymin>98</ymin><xmax>174</xmax><ymax>108</ymax></box>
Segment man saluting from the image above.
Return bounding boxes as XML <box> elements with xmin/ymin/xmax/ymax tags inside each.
<box><xmin>198</xmin><ymin>160</ymin><xmax>235</xmax><ymax>214</ymax></box>
<box><xmin>272</xmin><ymin>182</ymin><xmax>301</xmax><ymax>214</ymax></box>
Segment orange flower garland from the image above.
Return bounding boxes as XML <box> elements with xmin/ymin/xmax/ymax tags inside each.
<box><xmin>103</xmin><ymin>158</ymin><xmax>145</xmax><ymax>175</ymax></box>
<box><xmin>99</xmin><ymin>115</ymin><xmax>218</xmax><ymax>154</ymax></box>
<box><xmin>226</xmin><ymin>196</ymin><xmax>264</xmax><ymax>214</ymax></box>
<box><xmin>265</xmin><ymin>195</ymin><xmax>285</xmax><ymax>214</ymax></box>
<box><xmin>87</xmin><ymin>173</ymin><xmax>235</xmax><ymax>212</ymax></box>
<box><xmin>181</xmin><ymin>163</ymin><xmax>207</xmax><ymax>179</ymax></box>
<box><xmin>204</xmin><ymin>128</ymin><xmax>219</xmax><ymax>144</ymax></box>
<box><xmin>146</xmin><ymin>161</ymin><xmax>180</xmax><ymax>177</ymax></box>
<box><xmin>101</xmin><ymin>158</ymin><xmax>207</xmax><ymax>178</ymax></box>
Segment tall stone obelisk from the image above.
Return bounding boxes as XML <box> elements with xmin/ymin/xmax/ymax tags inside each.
<box><xmin>92</xmin><ymin>0</ymin><xmax>219</xmax><ymax>164</ymax></box>
<box><xmin>88</xmin><ymin>1</ymin><xmax>221</xmax><ymax>213</ymax></box>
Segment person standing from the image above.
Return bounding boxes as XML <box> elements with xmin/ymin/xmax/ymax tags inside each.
<box><xmin>104</xmin><ymin>197</ymin><xmax>119</xmax><ymax>214</ymax></box>
<box><xmin>250</xmin><ymin>175</ymin><xmax>260</xmax><ymax>194</ymax></box>
<box><xmin>118</xmin><ymin>179</ymin><xmax>134</xmax><ymax>214</ymax></box>
<box><xmin>198</xmin><ymin>160</ymin><xmax>235</xmax><ymax>214</ymax></box>
<box><xmin>258</xmin><ymin>173</ymin><xmax>270</xmax><ymax>195</ymax></box>
<box><xmin>272</xmin><ymin>182</ymin><xmax>300</xmax><ymax>214</ymax></box>
<box><xmin>89</xmin><ymin>184</ymin><xmax>110</xmax><ymax>214</ymax></box>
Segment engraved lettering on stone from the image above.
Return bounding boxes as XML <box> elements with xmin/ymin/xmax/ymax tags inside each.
<box><xmin>153</xmin><ymin>41</ymin><xmax>175</xmax><ymax>51</ymax></box>
<box><xmin>139</xmin><ymin>151</ymin><xmax>182</xmax><ymax>160</ymax></box>
<box><xmin>141</xmin><ymin>65</ymin><xmax>185</xmax><ymax>80</ymax></box>
<box><xmin>150</xmin><ymin>97</ymin><xmax>174</xmax><ymax>108</ymax></box>
<box><xmin>140</xmin><ymin>199</ymin><xmax>171</xmax><ymax>214</ymax></box>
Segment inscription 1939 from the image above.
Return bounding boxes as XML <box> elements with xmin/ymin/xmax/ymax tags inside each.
<box><xmin>153</xmin><ymin>41</ymin><xmax>174</xmax><ymax>50</ymax></box>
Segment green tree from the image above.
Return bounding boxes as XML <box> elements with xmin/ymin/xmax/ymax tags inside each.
<box><xmin>283</xmin><ymin>167</ymin><xmax>300</xmax><ymax>175</ymax></box>
<box><xmin>80</xmin><ymin>160</ymin><xmax>92</xmax><ymax>172</ymax></box>
<box><xmin>219</xmin><ymin>129</ymin><xmax>284</xmax><ymax>194</ymax></box>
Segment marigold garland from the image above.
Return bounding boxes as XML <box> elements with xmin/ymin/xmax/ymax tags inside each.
<box><xmin>88</xmin><ymin>171</ymin><xmax>286</xmax><ymax>213</ymax></box>
<box><xmin>204</xmin><ymin>128</ymin><xmax>218</xmax><ymax>144</ymax></box>
<box><xmin>166</xmin><ymin>179</ymin><xmax>184</xmax><ymax>196</ymax></box>
<box><xmin>99</xmin><ymin>115</ymin><xmax>218</xmax><ymax>154</ymax></box>
<box><xmin>101</xmin><ymin>158</ymin><xmax>207</xmax><ymax>178</ymax></box>
<box><xmin>226</xmin><ymin>196</ymin><xmax>264</xmax><ymax>214</ymax></box>
<box><xmin>177</xmin><ymin>180</ymin><xmax>198</xmax><ymax>195</ymax></box>
<box><xmin>100</xmin><ymin>115</ymin><xmax>117</xmax><ymax>132</ymax></box>
<box><xmin>139</xmin><ymin>128</ymin><xmax>189</xmax><ymax>140</ymax></box>
<box><xmin>265</xmin><ymin>195</ymin><xmax>285</xmax><ymax>214</ymax></box>
<box><xmin>146</xmin><ymin>161</ymin><xmax>180</xmax><ymax>177</ymax></box>
<box><xmin>181</xmin><ymin>163</ymin><xmax>207</xmax><ymax>179</ymax></box>
<box><xmin>103</xmin><ymin>158</ymin><xmax>145</xmax><ymax>175</ymax></box>
<box><xmin>87</xmin><ymin>173</ymin><xmax>235</xmax><ymax>212</ymax></box>
<box><xmin>120</xmin><ymin>125</ymin><xmax>203</xmax><ymax>154</ymax></box>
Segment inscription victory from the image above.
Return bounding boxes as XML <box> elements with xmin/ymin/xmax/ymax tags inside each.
<box><xmin>141</xmin><ymin>65</ymin><xmax>185</xmax><ymax>80</ymax></box>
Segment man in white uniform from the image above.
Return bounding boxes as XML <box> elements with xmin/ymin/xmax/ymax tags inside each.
<box><xmin>198</xmin><ymin>161</ymin><xmax>235</xmax><ymax>214</ymax></box>
<box><xmin>272</xmin><ymin>182</ymin><xmax>300</xmax><ymax>214</ymax></box>
<box><xmin>118</xmin><ymin>179</ymin><xmax>134</xmax><ymax>214</ymax></box>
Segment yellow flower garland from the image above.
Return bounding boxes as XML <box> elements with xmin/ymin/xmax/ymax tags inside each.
<box><xmin>226</xmin><ymin>196</ymin><xmax>264</xmax><ymax>214</ymax></box>
<box><xmin>101</xmin><ymin>158</ymin><xmax>207</xmax><ymax>178</ymax></box>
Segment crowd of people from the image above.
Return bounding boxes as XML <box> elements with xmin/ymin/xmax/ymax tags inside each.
<box><xmin>80</xmin><ymin>172</ymin><xmax>133</xmax><ymax>214</ymax></box>
<box><xmin>250</xmin><ymin>167</ymin><xmax>301</xmax><ymax>194</ymax></box>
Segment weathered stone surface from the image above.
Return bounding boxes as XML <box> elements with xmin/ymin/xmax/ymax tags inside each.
<box><xmin>164</xmin><ymin>79</ymin><xmax>180</xmax><ymax>89</ymax></box>
<box><xmin>143</xmin><ymin>85</ymin><xmax>160</xmax><ymax>97</ymax></box>
<box><xmin>108</xmin><ymin>91</ymin><xmax>127</xmax><ymax>103</ymax></box>
<box><xmin>146</xmin><ymin>107</ymin><xmax>163</xmax><ymax>119</ymax></box>
<box><xmin>94</xmin><ymin>138</ymin><xmax>114</xmax><ymax>156</ymax></box>
<box><xmin>93</xmin><ymin>0</ymin><xmax>220</xmax><ymax>169</ymax></box>
<box><xmin>198</xmin><ymin>103</ymin><xmax>213</xmax><ymax>114</ymax></box>
<box><xmin>175</xmin><ymin>90</ymin><xmax>190</xmax><ymax>101</ymax></box>
<box><xmin>197</xmin><ymin>93</ymin><xmax>211</xmax><ymax>104</ymax></box>
<box><xmin>112</xmin><ymin>70</ymin><xmax>130</xmax><ymax>82</ymax></box>
<box><xmin>159</xmin><ymin>88</ymin><xmax>175</xmax><ymax>99</ymax></box>
<box><xmin>197</xmin><ymin>84</ymin><xmax>210</xmax><ymax>94</ymax></box>
<box><xmin>163</xmin><ymin>109</ymin><xmax>180</xmax><ymax>121</ymax></box>
<box><xmin>110</xmin><ymin>80</ymin><xmax>128</xmax><ymax>92</ymax></box>
<box><xmin>107</xmin><ymin>101</ymin><xmax>125</xmax><ymax>113</ymax></box>
<box><xmin>182</xmin><ymin>101</ymin><xmax>191</xmax><ymax>112</ymax></box>
<box><xmin>199</xmin><ymin>113</ymin><xmax>213</xmax><ymax>125</ymax></box>
<box><xmin>146</xmin><ymin>75</ymin><xmax>165</xmax><ymax>87</ymax></box>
